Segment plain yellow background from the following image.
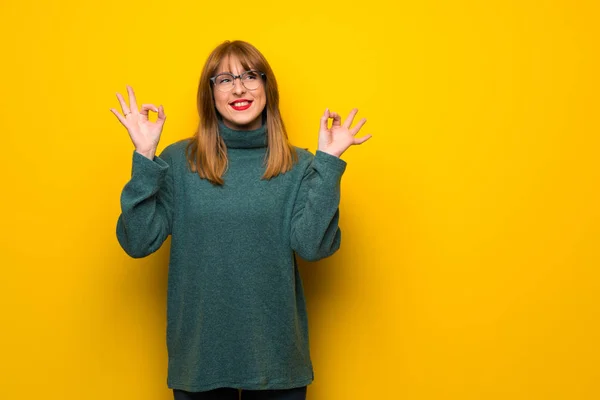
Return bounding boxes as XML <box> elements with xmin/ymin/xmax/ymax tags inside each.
<box><xmin>1</xmin><ymin>0</ymin><xmax>598</xmax><ymax>399</ymax></box>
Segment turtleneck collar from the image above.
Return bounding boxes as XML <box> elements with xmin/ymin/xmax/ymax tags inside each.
<box><xmin>217</xmin><ymin>117</ymin><xmax>268</xmax><ymax>149</ymax></box>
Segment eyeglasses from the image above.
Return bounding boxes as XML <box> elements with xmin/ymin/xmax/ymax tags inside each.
<box><xmin>210</xmin><ymin>70</ymin><xmax>266</xmax><ymax>92</ymax></box>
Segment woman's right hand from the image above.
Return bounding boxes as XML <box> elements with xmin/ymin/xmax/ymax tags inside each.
<box><xmin>110</xmin><ymin>85</ymin><xmax>166</xmax><ymax>159</ymax></box>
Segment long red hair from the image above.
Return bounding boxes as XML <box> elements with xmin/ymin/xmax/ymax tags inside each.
<box><xmin>185</xmin><ymin>40</ymin><xmax>298</xmax><ymax>185</ymax></box>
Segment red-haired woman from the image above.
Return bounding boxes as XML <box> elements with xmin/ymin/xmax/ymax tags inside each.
<box><xmin>111</xmin><ymin>40</ymin><xmax>371</xmax><ymax>400</ymax></box>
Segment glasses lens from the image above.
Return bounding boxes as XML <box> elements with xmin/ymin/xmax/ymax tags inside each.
<box><xmin>214</xmin><ymin>74</ymin><xmax>234</xmax><ymax>92</ymax></box>
<box><xmin>213</xmin><ymin>71</ymin><xmax>264</xmax><ymax>92</ymax></box>
<box><xmin>241</xmin><ymin>71</ymin><xmax>262</xmax><ymax>90</ymax></box>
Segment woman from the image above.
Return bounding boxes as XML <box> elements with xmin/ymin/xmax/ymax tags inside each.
<box><xmin>110</xmin><ymin>40</ymin><xmax>371</xmax><ymax>400</ymax></box>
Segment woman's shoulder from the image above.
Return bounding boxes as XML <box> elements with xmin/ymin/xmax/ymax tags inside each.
<box><xmin>159</xmin><ymin>138</ymin><xmax>194</xmax><ymax>162</ymax></box>
<box><xmin>292</xmin><ymin>146</ymin><xmax>315</xmax><ymax>164</ymax></box>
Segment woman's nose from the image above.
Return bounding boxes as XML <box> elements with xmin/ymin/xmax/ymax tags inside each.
<box><xmin>232</xmin><ymin>77</ymin><xmax>245</xmax><ymax>94</ymax></box>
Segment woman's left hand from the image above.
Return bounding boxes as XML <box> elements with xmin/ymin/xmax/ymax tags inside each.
<box><xmin>318</xmin><ymin>108</ymin><xmax>372</xmax><ymax>158</ymax></box>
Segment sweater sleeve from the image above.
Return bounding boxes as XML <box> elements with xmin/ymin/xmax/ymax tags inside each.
<box><xmin>116</xmin><ymin>149</ymin><xmax>174</xmax><ymax>258</ymax></box>
<box><xmin>290</xmin><ymin>150</ymin><xmax>347</xmax><ymax>261</ymax></box>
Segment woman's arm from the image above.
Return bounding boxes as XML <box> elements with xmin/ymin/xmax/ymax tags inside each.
<box><xmin>116</xmin><ymin>149</ymin><xmax>174</xmax><ymax>258</ymax></box>
<box><xmin>290</xmin><ymin>150</ymin><xmax>347</xmax><ymax>261</ymax></box>
<box><xmin>290</xmin><ymin>107</ymin><xmax>371</xmax><ymax>261</ymax></box>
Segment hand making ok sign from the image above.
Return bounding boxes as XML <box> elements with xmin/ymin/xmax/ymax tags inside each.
<box><xmin>317</xmin><ymin>108</ymin><xmax>372</xmax><ymax>158</ymax></box>
<box><xmin>110</xmin><ymin>85</ymin><xmax>166</xmax><ymax>159</ymax></box>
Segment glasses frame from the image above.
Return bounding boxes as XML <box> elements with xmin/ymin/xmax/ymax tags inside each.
<box><xmin>210</xmin><ymin>70</ymin><xmax>266</xmax><ymax>92</ymax></box>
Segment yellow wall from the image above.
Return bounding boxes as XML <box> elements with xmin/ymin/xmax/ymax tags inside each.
<box><xmin>1</xmin><ymin>0</ymin><xmax>598</xmax><ymax>399</ymax></box>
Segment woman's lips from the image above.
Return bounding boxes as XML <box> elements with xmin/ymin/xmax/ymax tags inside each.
<box><xmin>230</xmin><ymin>101</ymin><xmax>252</xmax><ymax>111</ymax></box>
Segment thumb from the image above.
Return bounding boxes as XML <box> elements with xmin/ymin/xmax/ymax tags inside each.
<box><xmin>320</xmin><ymin>108</ymin><xmax>329</xmax><ymax>132</ymax></box>
<box><xmin>157</xmin><ymin>105</ymin><xmax>167</xmax><ymax>123</ymax></box>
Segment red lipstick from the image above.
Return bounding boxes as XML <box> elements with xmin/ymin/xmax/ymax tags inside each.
<box><xmin>230</xmin><ymin>99</ymin><xmax>253</xmax><ymax>111</ymax></box>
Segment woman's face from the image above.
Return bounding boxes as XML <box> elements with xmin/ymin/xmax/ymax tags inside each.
<box><xmin>213</xmin><ymin>55</ymin><xmax>266</xmax><ymax>131</ymax></box>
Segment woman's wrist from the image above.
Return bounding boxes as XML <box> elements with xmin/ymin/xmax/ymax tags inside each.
<box><xmin>135</xmin><ymin>148</ymin><xmax>157</xmax><ymax>160</ymax></box>
<box><xmin>317</xmin><ymin>148</ymin><xmax>341</xmax><ymax>158</ymax></box>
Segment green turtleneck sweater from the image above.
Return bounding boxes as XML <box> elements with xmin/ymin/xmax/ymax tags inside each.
<box><xmin>116</xmin><ymin>119</ymin><xmax>347</xmax><ymax>392</ymax></box>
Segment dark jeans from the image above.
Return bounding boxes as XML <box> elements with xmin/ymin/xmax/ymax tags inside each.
<box><xmin>173</xmin><ymin>386</ymin><xmax>307</xmax><ymax>400</ymax></box>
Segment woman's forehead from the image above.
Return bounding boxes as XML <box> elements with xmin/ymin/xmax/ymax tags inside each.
<box><xmin>216</xmin><ymin>55</ymin><xmax>253</xmax><ymax>74</ymax></box>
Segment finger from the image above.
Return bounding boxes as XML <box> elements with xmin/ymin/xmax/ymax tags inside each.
<box><xmin>354</xmin><ymin>134</ymin><xmax>372</xmax><ymax>145</ymax></box>
<box><xmin>350</xmin><ymin>118</ymin><xmax>367</xmax><ymax>136</ymax></box>
<box><xmin>109</xmin><ymin>108</ymin><xmax>128</xmax><ymax>127</ymax></box>
<box><xmin>140</xmin><ymin>103</ymin><xmax>159</xmax><ymax>122</ymax></box>
<box><xmin>330</xmin><ymin>111</ymin><xmax>342</xmax><ymax>127</ymax></box>
<box><xmin>116</xmin><ymin>92</ymin><xmax>131</xmax><ymax>115</ymax></box>
<box><xmin>127</xmin><ymin>85</ymin><xmax>139</xmax><ymax>113</ymax></box>
<box><xmin>343</xmin><ymin>108</ymin><xmax>359</xmax><ymax>129</ymax></box>
<box><xmin>157</xmin><ymin>105</ymin><xmax>167</xmax><ymax>122</ymax></box>
<box><xmin>320</xmin><ymin>108</ymin><xmax>330</xmax><ymax>132</ymax></box>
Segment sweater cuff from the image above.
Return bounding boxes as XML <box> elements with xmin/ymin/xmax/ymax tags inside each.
<box><xmin>314</xmin><ymin>150</ymin><xmax>347</xmax><ymax>176</ymax></box>
<box><xmin>131</xmin><ymin>150</ymin><xmax>169</xmax><ymax>184</ymax></box>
